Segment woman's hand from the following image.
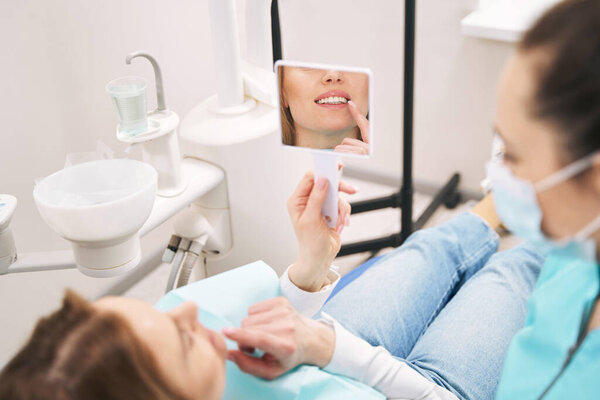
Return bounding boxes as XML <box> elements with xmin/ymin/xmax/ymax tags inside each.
<box><xmin>334</xmin><ymin>100</ymin><xmax>370</xmax><ymax>155</ymax></box>
<box><xmin>287</xmin><ymin>172</ymin><xmax>354</xmax><ymax>292</ymax></box>
<box><xmin>222</xmin><ymin>297</ymin><xmax>335</xmax><ymax>380</ymax></box>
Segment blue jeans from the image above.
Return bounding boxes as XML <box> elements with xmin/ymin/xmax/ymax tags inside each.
<box><xmin>323</xmin><ymin>213</ymin><xmax>544</xmax><ymax>400</ymax></box>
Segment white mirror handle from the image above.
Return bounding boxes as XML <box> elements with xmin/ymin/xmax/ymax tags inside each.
<box><xmin>312</xmin><ymin>153</ymin><xmax>339</xmax><ymax>228</ymax></box>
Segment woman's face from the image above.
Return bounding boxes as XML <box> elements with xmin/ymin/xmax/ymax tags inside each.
<box><xmin>94</xmin><ymin>298</ymin><xmax>227</xmax><ymax>400</ymax></box>
<box><xmin>495</xmin><ymin>50</ymin><xmax>600</xmax><ymax>240</ymax></box>
<box><xmin>282</xmin><ymin>67</ymin><xmax>369</xmax><ymax>134</ymax></box>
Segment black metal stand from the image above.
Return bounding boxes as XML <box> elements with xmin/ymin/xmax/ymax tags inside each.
<box><xmin>271</xmin><ymin>0</ymin><xmax>283</xmax><ymax>64</ymax></box>
<box><xmin>271</xmin><ymin>0</ymin><xmax>462</xmax><ymax>258</ymax></box>
<box><xmin>338</xmin><ymin>173</ymin><xmax>460</xmax><ymax>256</ymax></box>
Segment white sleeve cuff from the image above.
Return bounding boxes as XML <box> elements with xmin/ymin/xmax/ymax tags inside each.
<box><xmin>321</xmin><ymin>313</ymin><xmax>458</xmax><ymax>400</ymax></box>
<box><xmin>279</xmin><ymin>265</ymin><xmax>340</xmax><ymax>318</ymax></box>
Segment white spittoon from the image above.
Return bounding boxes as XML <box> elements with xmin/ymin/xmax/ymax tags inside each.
<box><xmin>33</xmin><ymin>159</ymin><xmax>157</xmax><ymax>278</ymax></box>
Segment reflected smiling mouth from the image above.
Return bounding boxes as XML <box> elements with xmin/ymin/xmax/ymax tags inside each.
<box><xmin>314</xmin><ymin>90</ymin><xmax>351</xmax><ymax>105</ymax></box>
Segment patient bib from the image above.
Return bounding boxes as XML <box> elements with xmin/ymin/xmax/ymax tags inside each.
<box><xmin>155</xmin><ymin>261</ymin><xmax>385</xmax><ymax>400</ymax></box>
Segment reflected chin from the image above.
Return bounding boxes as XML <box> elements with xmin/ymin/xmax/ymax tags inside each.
<box><xmin>317</xmin><ymin>122</ymin><xmax>358</xmax><ymax>134</ymax></box>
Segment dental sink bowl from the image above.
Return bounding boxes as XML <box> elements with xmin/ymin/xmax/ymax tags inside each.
<box><xmin>33</xmin><ymin>159</ymin><xmax>157</xmax><ymax>277</ymax></box>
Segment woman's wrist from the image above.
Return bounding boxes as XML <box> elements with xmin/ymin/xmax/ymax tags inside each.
<box><xmin>471</xmin><ymin>193</ymin><xmax>502</xmax><ymax>231</ymax></box>
<box><xmin>303</xmin><ymin>319</ymin><xmax>335</xmax><ymax>368</ymax></box>
<box><xmin>288</xmin><ymin>260</ymin><xmax>331</xmax><ymax>292</ymax></box>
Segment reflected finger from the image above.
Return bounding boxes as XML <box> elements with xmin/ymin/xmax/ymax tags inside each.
<box><xmin>334</xmin><ymin>145</ymin><xmax>365</xmax><ymax>155</ymax></box>
<box><xmin>341</xmin><ymin>137</ymin><xmax>366</xmax><ymax>146</ymax></box>
<box><xmin>348</xmin><ymin>100</ymin><xmax>370</xmax><ymax>143</ymax></box>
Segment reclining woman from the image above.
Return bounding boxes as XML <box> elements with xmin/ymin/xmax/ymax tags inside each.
<box><xmin>1</xmin><ymin>0</ymin><xmax>598</xmax><ymax>399</ymax></box>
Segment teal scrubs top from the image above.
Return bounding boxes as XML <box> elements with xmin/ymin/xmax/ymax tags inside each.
<box><xmin>155</xmin><ymin>261</ymin><xmax>384</xmax><ymax>400</ymax></box>
<box><xmin>496</xmin><ymin>245</ymin><xmax>600</xmax><ymax>400</ymax></box>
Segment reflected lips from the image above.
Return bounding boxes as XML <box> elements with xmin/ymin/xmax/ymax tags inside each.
<box><xmin>314</xmin><ymin>90</ymin><xmax>351</xmax><ymax>110</ymax></box>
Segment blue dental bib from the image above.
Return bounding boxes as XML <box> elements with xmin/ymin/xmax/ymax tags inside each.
<box><xmin>155</xmin><ymin>261</ymin><xmax>384</xmax><ymax>400</ymax></box>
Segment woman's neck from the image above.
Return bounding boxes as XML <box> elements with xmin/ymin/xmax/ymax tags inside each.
<box><xmin>294</xmin><ymin>125</ymin><xmax>360</xmax><ymax>149</ymax></box>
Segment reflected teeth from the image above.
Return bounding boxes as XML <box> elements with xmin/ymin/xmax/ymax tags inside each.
<box><xmin>316</xmin><ymin>96</ymin><xmax>348</xmax><ymax>105</ymax></box>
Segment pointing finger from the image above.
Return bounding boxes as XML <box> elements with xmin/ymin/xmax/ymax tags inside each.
<box><xmin>348</xmin><ymin>100</ymin><xmax>370</xmax><ymax>143</ymax></box>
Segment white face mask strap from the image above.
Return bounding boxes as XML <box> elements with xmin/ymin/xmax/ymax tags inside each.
<box><xmin>535</xmin><ymin>152</ymin><xmax>600</xmax><ymax>193</ymax></box>
<box><xmin>574</xmin><ymin>214</ymin><xmax>600</xmax><ymax>242</ymax></box>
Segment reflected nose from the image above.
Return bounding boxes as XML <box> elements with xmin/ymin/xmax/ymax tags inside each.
<box><xmin>322</xmin><ymin>70</ymin><xmax>344</xmax><ymax>84</ymax></box>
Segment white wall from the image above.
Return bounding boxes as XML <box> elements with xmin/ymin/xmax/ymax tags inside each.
<box><xmin>0</xmin><ymin>0</ymin><xmax>515</xmax><ymax>366</ymax></box>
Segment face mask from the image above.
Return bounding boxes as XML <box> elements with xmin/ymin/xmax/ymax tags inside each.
<box><xmin>486</xmin><ymin>143</ymin><xmax>600</xmax><ymax>261</ymax></box>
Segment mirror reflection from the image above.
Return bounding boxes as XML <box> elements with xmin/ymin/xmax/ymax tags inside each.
<box><xmin>277</xmin><ymin>64</ymin><xmax>371</xmax><ymax>155</ymax></box>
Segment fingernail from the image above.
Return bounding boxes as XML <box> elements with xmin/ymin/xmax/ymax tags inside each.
<box><xmin>348</xmin><ymin>100</ymin><xmax>356</xmax><ymax>107</ymax></box>
<box><xmin>222</xmin><ymin>327</ymin><xmax>236</xmax><ymax>335</ymax></box>
<box><xmin>337</xmin><ymin>224</ymin><xmax>344</xmax><ymax>234</ymax></box>
<box><xmin>317</xmin><ymin>177</ymin><xmax>327</xmax><ymax>190</ymax></box>
<box><xmin>348</xmin><ymin>184</ymin><xmax>358</xmax><ymax>192</ymax></box>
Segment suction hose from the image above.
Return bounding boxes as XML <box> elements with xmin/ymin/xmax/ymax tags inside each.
<box><xmin>165</xmin><ymin>237</ymin><xmax>189</xmax><ymax>293</ymax></box>
<box><xmin>176</xmin><ymin>237</ymin><xmax>208</xmax><ymax>288</ymax></box>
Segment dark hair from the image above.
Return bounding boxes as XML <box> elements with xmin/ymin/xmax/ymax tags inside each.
<box><xmin>0</xmin><ymin>290</ymin><xmax>187</xmax><ymax>400</ymax></box>
<box><xmin>520</xmin><ymin>0</ymin><xmax>600</xmax><ymax>162</ymax></box>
